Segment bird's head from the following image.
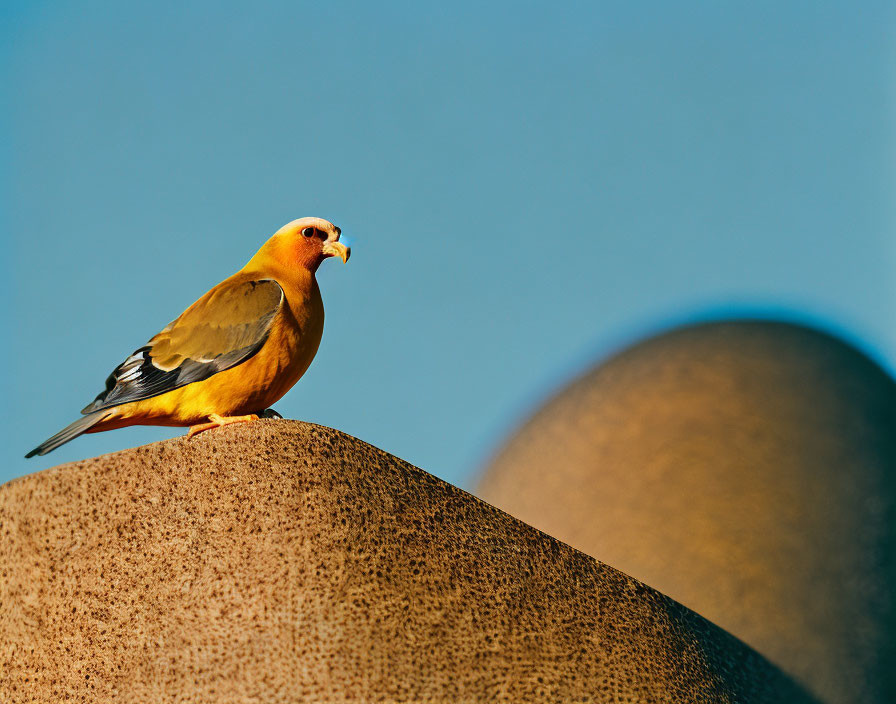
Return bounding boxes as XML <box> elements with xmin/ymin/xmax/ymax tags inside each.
<box><xmin>253</xmin><ymin>217</ymin><xmax>350</xmax><ymax>274</ymax></box>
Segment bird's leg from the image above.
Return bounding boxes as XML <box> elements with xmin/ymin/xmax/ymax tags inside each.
<box><xmin>187</xmin><ymin>413</ymin><xmax>260</xmax><ymax>438</ymax></box>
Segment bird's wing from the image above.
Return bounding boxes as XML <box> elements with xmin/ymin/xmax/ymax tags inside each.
<box><xmin>81</xmin><ymin>278</ymin><xmax>284</xmax><ymax>413</ymax></box>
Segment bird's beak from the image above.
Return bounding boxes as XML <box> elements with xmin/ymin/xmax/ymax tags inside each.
<box><xmin>322</xmin><ymin>240</ymin><xmax>350</xmax><ymax>263</ymax></box>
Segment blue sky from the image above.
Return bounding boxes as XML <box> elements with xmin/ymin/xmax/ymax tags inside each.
<box><xmin>3</xmin><ymin>1</ymin><xmax>894</xmax><ymax>487</ymax></box>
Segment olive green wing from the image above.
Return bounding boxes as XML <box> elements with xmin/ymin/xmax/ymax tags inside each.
<box><xmin>81</xmin><ymin>278</ymin><xmax>284</xmax><ymax>413</ymax></box>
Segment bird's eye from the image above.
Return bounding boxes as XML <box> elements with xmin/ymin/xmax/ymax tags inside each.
<box><xmin>302</xmin><ymin>227</ymin><xmax>315</xmax><ymax>238</ymax></box>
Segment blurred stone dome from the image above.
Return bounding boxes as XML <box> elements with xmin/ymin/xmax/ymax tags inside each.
<box><xmin>477</xmin><ymin>320</ymin><xmax>896</xmax><ymax>704</ymax></box>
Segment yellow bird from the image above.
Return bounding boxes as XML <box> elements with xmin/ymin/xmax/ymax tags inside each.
<box><xmin>26</xmin><ymin>217</ymin><xmax>350</xmax><ymax>458</ymax></box>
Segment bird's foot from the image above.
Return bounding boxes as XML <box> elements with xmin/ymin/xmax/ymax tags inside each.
<box><xmin>260</xmin><ymin>408</ymin><xmax>282</xmax><ymax>419</ymax></box>
<box><xmin>187</xmin><ymin>413</ymin><xmax>260</xmax><ymax>438</ymax></box>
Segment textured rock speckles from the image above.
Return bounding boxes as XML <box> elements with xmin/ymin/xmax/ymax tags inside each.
<box><xmin>2</xmin><ymin>420</ymin><xmax>812</xmax><ymax>702</ymax></box>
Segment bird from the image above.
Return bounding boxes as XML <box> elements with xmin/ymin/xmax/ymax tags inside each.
<box><xmin>26</xmin><ymin>217</ymin><xmax>350</xmax><ymax>458</ymax></box>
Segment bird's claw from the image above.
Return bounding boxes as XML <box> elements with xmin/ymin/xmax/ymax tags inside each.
<box><xmin>187</xmin><ymin>413</ymin><xmax>260</xmax><ymax>438</ymax></box>
<box><xmin>260</xmin><ymin>408</ymin><xmax>283</xmax><ymax>419</ymax></box>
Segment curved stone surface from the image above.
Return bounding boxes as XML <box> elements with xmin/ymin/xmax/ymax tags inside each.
<box><xmin>478</xmin><ymin>321</ymin><xmax>896</xmax><ymax>703</ymax></box>
<box><xmin>0</xmin><ymin>420</ymin><xmax>811</xmax><ymax>702</ymax></box>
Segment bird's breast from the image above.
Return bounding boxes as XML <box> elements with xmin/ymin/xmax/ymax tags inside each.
<box><xmin>236</xmin><ymin>279</ymin><xmax>325</xmax><ymax>410</ymax></box>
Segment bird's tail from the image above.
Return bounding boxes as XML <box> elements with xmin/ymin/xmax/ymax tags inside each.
<box><xmin>25</xmin><ymin>412</ymin><xmax>112</xmax><ymax>458</ymax></box>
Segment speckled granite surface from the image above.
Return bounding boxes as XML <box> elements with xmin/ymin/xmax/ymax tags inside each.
<box><xmin>1</xmin><ymin>420</ymin><xmax>811</xmax><ymax>702</ymax></box>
